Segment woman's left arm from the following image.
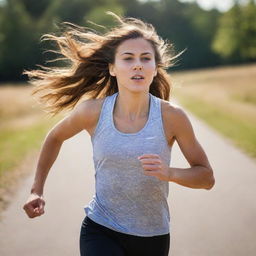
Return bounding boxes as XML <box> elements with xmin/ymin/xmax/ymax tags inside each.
<box><xmin>138</xmin><ymin>106</ymin><xmax>215</xmax><ymax>190</ymax></box>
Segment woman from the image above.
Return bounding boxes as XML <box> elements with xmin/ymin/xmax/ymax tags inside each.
<box><xmin>23</xmin><ymin>13</ymin><xmax>215</xmax><ymax>256</ymax></box>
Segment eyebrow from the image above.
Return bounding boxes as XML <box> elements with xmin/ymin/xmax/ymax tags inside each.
<box><xmin>121</xmin><ymin>52</ymin><xmax>153</xmax><ymax>56</ymax></box>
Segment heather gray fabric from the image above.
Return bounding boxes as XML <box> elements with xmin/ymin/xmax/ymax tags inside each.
<box><xmin>85</xmin><ymin>92</ymin><xmax>172</xmax><ymax>236</ymax></box>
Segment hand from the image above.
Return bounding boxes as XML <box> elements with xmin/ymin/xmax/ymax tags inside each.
<box><xmin>138</xmin><ymin>154</ymin><xmax>171</xmax><ymax>181</ymax></box>
<box><xmin>23</xmin><ymin>193</ymin><xmax>45</xmax><ymax>218</ymax></box>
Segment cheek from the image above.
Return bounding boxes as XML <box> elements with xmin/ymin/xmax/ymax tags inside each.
<box><xmin>114</xmin><ymin>61</ymin><xmax>131</xmax><ymax>75</ymax></box>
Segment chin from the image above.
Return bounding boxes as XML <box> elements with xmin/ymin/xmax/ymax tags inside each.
<box><xmin>125</xmin><ymin>84</ymin><xmax>150</xmax><ymax>94</ymax></box>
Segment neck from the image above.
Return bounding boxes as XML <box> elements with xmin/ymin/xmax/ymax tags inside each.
<box><xmin>114</xmin><ymin>91</ymin><xmax>150</xmax><ymax>121</ymax></box>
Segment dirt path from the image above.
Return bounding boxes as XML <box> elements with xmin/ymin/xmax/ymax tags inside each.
<box><xmin>169</xmin><ymin>112</ymin><xmax>256</xmax><ymax>256</ymax></box>
<box><xmin>0</xmin><ymin>110</ymin><xmax>256</xmax><ymax>256</ymax></box>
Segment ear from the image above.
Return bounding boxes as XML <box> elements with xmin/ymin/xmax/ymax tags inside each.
<box><xmin>109</xmin><ymin>64</ymin><xmax>116</xmax><ymax>77</ymax></box>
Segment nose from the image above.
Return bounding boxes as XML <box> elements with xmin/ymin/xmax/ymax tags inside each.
<box><xmin>133</xmin><ymin>63</ymin><xmax>142</xmax><ymax>71</ymax></box>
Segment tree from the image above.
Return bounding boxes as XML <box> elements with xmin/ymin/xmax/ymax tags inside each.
<box><xmin>84</xmin><ymin>0</ymin><xmax>125</xmax><ymax>30</ymax></box>
<box><xmin>19</xmin><ymin>0</ymin><xmax>51</xmax><ymax>18</ymax></box>
<box><xmin>239</xmin><ymin>0</ymin><xmax>256</xmax><ymax>60</ymax></box>
<box><xmin>0</xmin><ymin>0</ymin><xmax>36</xmax><ymax>80</ymax></box>
<box><xmin>212</xmin><ymin>0</ymin><xmax>256</xmax><ymax>62</ymax></box>
<box><xmin>0</xmin><ymin>0</ymin><xmax>59</xmax><ymax>81</ymax></box>
<box><xmin>152</xmin><ymin>0</ymin><xmax>220</xmax><ymax>69</ymax></box>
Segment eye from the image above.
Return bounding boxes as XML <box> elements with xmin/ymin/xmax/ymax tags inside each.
<box><xmin>142</xmin><ymin>57</ymin><xmax>151</xmax><ymax>61</ymax></box>
<box><xmin>123</xmin><ymin>57</ymin><xmax>133</xmax><ymax>61</ymax></box>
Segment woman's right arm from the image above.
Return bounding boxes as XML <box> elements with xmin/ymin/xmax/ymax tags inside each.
<box><xmin>23</xmin><ymin>99</ymin><xmax>98</xmax><ymax>218</ymax></box>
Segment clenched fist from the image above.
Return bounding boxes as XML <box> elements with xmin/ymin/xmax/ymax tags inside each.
<box><xmin>138</xmin><ymin>154</ymin><xmax>171</xmax><ymax>181</ymax></box>
<box><xmin>23</xmin><ymin>193</ymin><xmax>45</xmax><ymax>218</ymax></box>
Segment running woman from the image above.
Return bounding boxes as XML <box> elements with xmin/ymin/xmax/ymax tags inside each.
<box><xmin>23</xmin><ymin>13</ymin><xmax>215</xmax><ymax>256</ymax></box>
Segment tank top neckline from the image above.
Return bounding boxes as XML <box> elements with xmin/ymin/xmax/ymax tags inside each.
<box><xmin>110</xmin><ymin>92</ymin><xmax>153</xmax><ymax>136</ymax></box>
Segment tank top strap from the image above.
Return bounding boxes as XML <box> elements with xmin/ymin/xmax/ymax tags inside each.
<box><xmin>91</xmin><ymin>93</ymin><xmax>117</xmax><ymax>141</ymax></box>
<box><xmin>146</xmin><ymin>93</ymin><xmax>166</xmax><ymax>141</ymax></box>
<box><xmin>150</xmin><ymin>93</ymin><xmax>162</xmax><ymax>122</ymax></box>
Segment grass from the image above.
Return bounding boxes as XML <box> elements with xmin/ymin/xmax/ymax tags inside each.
<box><xmin>0</xmin><ymin>84</ymin><xmax>61</xmax><ymax>179</ymax></box>
<box><xmin>175</xmin><ymin>94</ymin><xmax>256</xmax><ymax>158</ymax></box>
<box><xmin>172</xmin><ymin>63</ymin><xmax>256</xmax><ymax>158</ymax></box>
<box><xmin>232</xmin><ymin>91</ymin><xmax>256</xmax><ymax>105</ymax></box>
<box><xmin>0</xmin><ymin>84</ymin><xmax>63</xmax><ymax>211</ymax></box>
<box><xmin>0</xmin><ymin>118</ymin><xmax>59</xmax><ymax>182</ymax></box>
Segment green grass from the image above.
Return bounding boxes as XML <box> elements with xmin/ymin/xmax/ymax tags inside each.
<box><xmin>176</xmin><ymin>94</ymin><xmax>256</xmax><ymax>158</ymax></box>
<box><xmin>232</xmin><ymin>92</ymin><xmax>256</xmax><ymax>105</ymax></box>
<box><xmin>0</xmin><ymin>117</ymin><xmax>60</xmax><ymax>186</ymax></box>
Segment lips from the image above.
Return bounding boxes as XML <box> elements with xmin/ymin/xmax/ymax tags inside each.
<box><xmin>131</xmin><ymin>75</ymin><xmax>145</xmax><ymax>80</ymax></box>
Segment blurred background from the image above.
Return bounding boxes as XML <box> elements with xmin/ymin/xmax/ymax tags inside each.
<box><xmin>1</xmin><ymin>0</ymin><xmax>256</xmax><ymax>81</ymax></box>
<box><xmin>0</xmin><ymin>1</ymin><xmax>256</xmax><ymax>255</ymax></box>
<box><xmin>0</xmin><ymin>0</ymin><xmax>256</xmax><ymax>224</ymax></box>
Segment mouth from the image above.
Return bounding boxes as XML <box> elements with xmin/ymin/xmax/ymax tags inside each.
<box><xmin>131</xmin><ymin>75</ymin><xmax>145</xmax><ymax>80</ymax></box>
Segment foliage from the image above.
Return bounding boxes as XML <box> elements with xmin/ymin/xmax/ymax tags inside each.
<box><xmin>213</xmin><ymin>0</ymin><xmax>256</xmax><ymax>62</ymax></box>
<box><xmin>0</xmin><ymin>0</ymin><xmax>255</xmax><ymax>82</ymax></box>
<box><xmin>0</xmin><ymin>0</ymin><xmax>59</xmax><ymax>80</ymax></box>
<box><xmin>85</xmin><ymin>0</ymin><xmax>124</xmax><ymax>31</ymax></box>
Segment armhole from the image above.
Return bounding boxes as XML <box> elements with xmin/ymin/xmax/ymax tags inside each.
<box><xmin>159</xmin><ymin>99</ymin><xmax>172</xmax><ymax>148</ymax></box>
<box><xmin>91</xmin><ymin>97</ymin><xmax>108</xmax><ymax>140</ymax></box>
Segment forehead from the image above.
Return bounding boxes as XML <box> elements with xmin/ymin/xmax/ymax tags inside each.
<box><xmin>116</xmin><ymin>38</ymin><xmax>155</xmax><ymax>55</ymax></box>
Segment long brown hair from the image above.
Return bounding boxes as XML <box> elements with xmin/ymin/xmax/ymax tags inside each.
<box><xmin>24</xmin><ymin>12</ymin><xmax>181</xmax><ymax>115</ymax></box>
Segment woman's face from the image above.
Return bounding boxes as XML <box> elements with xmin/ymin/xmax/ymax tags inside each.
<box><xmin>109</xmin><ymin>37</ymin><xmax>157</xmax><ymax>93</ymax></box>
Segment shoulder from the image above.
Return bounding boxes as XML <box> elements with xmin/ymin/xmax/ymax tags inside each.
<box><xmin>47</xmin><ymin>97</ymin><xmax>106</xmax><ymax>141</ymax></box>
<box><xmin>77</xmin><ymin>97</ymin><xmax>105</xmax><ymax>116</ymax></box>
<box><xmin>73</xmin><ymin>97</ymin><xmax>105</xmax><ymax>131</ymax></box>
<box><xmin>161</xmin><ymin>99</ymin><xmax>188</xmax><ymax>122</ymax></box>
<box><xmin>160</xmin><ymin>99</ymin><xmax>193</xmax><ymax>137</ymax></box>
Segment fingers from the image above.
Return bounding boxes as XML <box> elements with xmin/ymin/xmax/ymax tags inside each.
<box><xmin>138</xmin><ymin>154</ymin><xmax>167</xmax><ymax>180</ymax></box>
<box><xmin>138</xmin><ymin>154</ymin><xmax>162</xmax><ymax>171</ymax></box>
<box><xmin>39</xmin><ymin>199</ymin><xmax>45</xmax><ymax>214</ymax></box>
<box><xmin>141</xmin><ymin>164</ymin><xmax>161</xmax><ymax>171</ymax></box>
<box><xmin>143</xmin><ymin>170</ymin><xmax>159</xmax><ymax>177</ymax></box>
<box><xmin>139</xmin><ymin>158</ymin><xmax>161</xmax><ymax>165</ymax></box>
<box><xmin>138</xmin><ymin>154</ymin><xmax>160</xmax><ymax>165</ymax></box>
<box><xmin>23</xmin><ymin>197</ymin><xmax>45</xmax><ymax>218</ymax></box>
<box><xmin>23</xmin><ymin>203</ymin><xmax>37</xmax><ymax>218</ymax></box>
<box><xmin>138</xmin><ymin>154</ymin><xmax>159</xmax><ymax>160</ymax></box>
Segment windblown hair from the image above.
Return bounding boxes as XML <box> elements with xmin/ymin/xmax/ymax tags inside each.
<box><xmin>24</xmin><ymin>12</ymin><xmax>181</xmax><ymax>115</ymax></box>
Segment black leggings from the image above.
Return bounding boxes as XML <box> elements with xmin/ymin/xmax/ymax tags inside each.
<box><xmin>80</xmin><ymin>216</ymin><xmax>170</xmax><ymax>256</ymax></box>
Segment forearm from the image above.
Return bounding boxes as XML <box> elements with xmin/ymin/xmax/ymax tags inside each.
<box><xmin>31</xmin><ymin>134</ymin><xmax>63</xmax><ymax>196</ymax></box>
<box><xmin>169</xmin><ymin>165</ymin><xmax>215</xmax><ymax>190</ymax></box>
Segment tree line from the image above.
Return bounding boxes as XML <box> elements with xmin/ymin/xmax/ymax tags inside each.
<box><xmin>0</xmin><ymin>0</ymin><xmax>256</xmax><ymax>82</ymax></box>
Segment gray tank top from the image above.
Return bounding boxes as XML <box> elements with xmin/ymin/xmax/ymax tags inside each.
<box><xmin>85</xmin><ymin>92</ymin><xmax>172</xmax><ymax>236</ymax></box>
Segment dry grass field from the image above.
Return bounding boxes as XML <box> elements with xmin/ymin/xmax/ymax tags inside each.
<box><xmin>0</xmin><ymin>84</ymin><xmax>62</xmax><ymax>211</ymax></box>
<box><xmin>0</xmin><ymin>84</ymin><xmax>44</xmax><ymax>128</ymax></box>
<box><xmin>171</xmin><ymin>63</ymin><xmax>256</xmax><ymax>158</ymax></box>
